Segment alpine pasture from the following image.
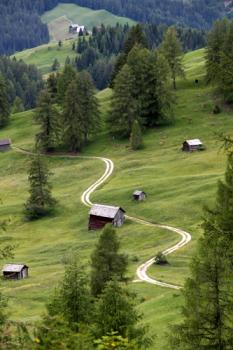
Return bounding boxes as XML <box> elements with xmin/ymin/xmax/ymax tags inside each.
<box><xmin>0</xmin><ymin>48</ymin><xmax>231</xmax><ymax>349</ymax></box>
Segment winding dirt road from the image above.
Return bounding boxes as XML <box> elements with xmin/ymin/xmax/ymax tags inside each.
<box><xmin>13</xmin><ymin>146</ymin><xmax>191</xmax><ymax>290</ymax></box>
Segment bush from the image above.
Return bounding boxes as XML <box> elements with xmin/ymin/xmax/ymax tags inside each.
<box><xmin>154</xmin><ymin>252</ymin><xmax>168</xmax><ymax>265</ymax></box>
<box><xmin>213</xmin><ymin>104</ymin><xmax>221</xmax><ymax>114</ymax></box>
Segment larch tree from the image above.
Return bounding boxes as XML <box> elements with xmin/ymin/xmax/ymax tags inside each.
<box><xmin>57</xmin><ymin>65</ymin><xmax>77</xmax><ymax>104</ymax></box>
<box><xmin>160</xmin><ymin>26</ymin><xmax>185</xmax><ymax>89</ymax></box>
<box><xmin>0</xmin><ymin>75</ymin><xmax>10</xmax><ymax>128</ymax></box>
<box><xmin>108</xmin><ymin>64</ymin><xmax>139</xmax><ymax>137</ymax></box>
<box><xmin>25</xmin><ymin>153</ymin><xmax>56</xmax><ymax>220</ymax></box>
<box><xmin>94</xmin><ymin>279</ymin><xmax>151</xmax><ymax>349</ymax></box>
<box><xmin>90</xmin><ymin>225</ymin><xmax>128</xmax><ymax>297</ymax></box>
<box><xmin>34</xmin><ymin>89</ymin><xmax>61</xmax><ymax>152</ymax></box>
<box><xmin>170</xmin><ymin>150</ymin><xmax>233</xmax><ymax>350</ymax></box>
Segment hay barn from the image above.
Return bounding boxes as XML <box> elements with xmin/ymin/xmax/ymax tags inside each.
<box><xmin>89</xmin><ymin>204</ymin><xmax>125</xmax><ymax>230</ymax></box>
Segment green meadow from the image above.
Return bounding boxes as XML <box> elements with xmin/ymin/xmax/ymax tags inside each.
<box><xmin>1</xmin><ymin>48</ymin><xmax>232</xmax><ymax>348</ymax></box>
<box><xmin>41</xmin><ymin>3</ymin><xmax>136</xmax><ymax>41</ymax></box>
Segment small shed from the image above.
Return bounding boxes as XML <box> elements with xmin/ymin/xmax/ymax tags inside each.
<box><xmin>2</xmin><ymin>264</ymin><xmax>29</xmax><ymax>280</ymax></box>
<box><xmin>182</xmin><ymin>139</ymin><xmax>203</xmax><ymax>152</ymax></box>
<box><xmin>0</xmin><ymin>139</ymin><xmax>11</xmax><ymax>151</ymax></box>
<box><xmin>89</xmin><ymin>204</ymin><xmax>125</xmax><ymax>230</ymax></box>
<box><xmin>133</xmin><ymin>190</ymin><xmax>146</xmax><ymax>201</ymax></box>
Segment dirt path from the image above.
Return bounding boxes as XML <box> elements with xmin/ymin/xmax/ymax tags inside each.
<box><xmin>13</xmin><ymin>146</ymin><xmax>191</xmax><ymax>289</ymax></box>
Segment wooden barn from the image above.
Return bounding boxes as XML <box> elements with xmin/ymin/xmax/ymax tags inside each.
<box><xmin>89</xmin><ymin>204</ymin><xmax>125</xmax><ymax>230</ymax></box>
<box><xmin>0</xmin><ymin>139</ymin><xmax>11</xmax><ymax>151</ymax></box>
<box><xmin>133</xmin><ymin>190</ymin><xmax>146</xmax><ymax>201</ymax></box>
<box><xmin>182</xmin><ymin>139</ymin><xmax>203</xmax><ymax>152</ymax></box>
<box><xmin>2</xmin><ymin>264</ymin><xmax>29</xmax><ymax>280</ymax></box>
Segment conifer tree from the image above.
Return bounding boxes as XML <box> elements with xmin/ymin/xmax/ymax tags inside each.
<box><xmin>94</xmin><ymin>279</ymin><xmax>150</xmax><ymax>348</ymax></box>
<box><xmin>205</xmin><ymin>19</ymin><xmax>229</xmax><ymax>85</ymax></box>
<box><xmin>108</xmin><ymin>64</ymin><xmax>139</xmax><ymax>137</ymax></box>
<box><xmin>12</xmin><ymin>97</ymin><xmax>24</xmax><ymax>114</ymax></box>
<box><xmin>47</xmin><ymin>258</ymin><xmax>92</xmax><ymax>327</ymax></box>
<box><xmin>0</xmin><ymin>75</ymin><xmax>10</xmax><ymax>128</ymax></box>
<box><xmin>218</xmin><ymin>21</ymin><xmax>233</xmax><ymax>103</ymax></box>
<box><xmin>90</xmin><ymin>225</ymin><xmax>128</xmax><ymax>297</ymax></box>
<box><xmin>34</xmin><ymin>90</ymin><xmax>61</xmax><ymax>152</ymax></box>
<box><xmin>51</xmin><ymin>58</ymin><xmax>60</xmax><ymax>72</ymax></box>
<box><xmin>130</xmin><ymin>120</ymin><xmax>142</xmax><ymax>150</ymax></box>
<box><xmin>63</xmin><ymin>72</ymin><xmax>100</xmax><ymax>151</ymax></box>
<box><xmin>25</xmin><ymin>153</ymin><xmax>56</xmax><ymax>220</ymax></box>
<box><xmin>170</xmin><ymin>151</ymin><xmax>233</xmax><ymax>350</ymax></box>
<box><xmin>160</xmin><ymin>26</ymin><xmax>185</xmax><ymax>89</ymax></box>
<box><xmin>110</xmin><ymin>24</ymin><xmax>148</xmax><ymax>86</ymax></box>
<box><xmin>57</xmin><ymin>65</ymin><xmax>77</xmax><ymax>104</ymax></box>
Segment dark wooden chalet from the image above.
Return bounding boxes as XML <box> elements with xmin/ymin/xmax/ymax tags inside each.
<box><xmin>2</xmin><ymin>264</ymin><xmax>29</xmax><ymax>280</ymax></box>
<box><xmin>133</xmin><ymin>190</ymin><xmax>146</xmax><ymax>201</ymax></box>
<box><xmin>89</xmin><ymin>204</ymin><xmax>125</xmax><ymax>230</ymax></box>
<box><xmin>182</xmin><ymin>139</ymin><xmax>203</xmax><ymax>152</ymax></box>
<box><xmin>0</xmin><ymin>139</ymin><xmax>11</xmax><ymax>151</ymax></box>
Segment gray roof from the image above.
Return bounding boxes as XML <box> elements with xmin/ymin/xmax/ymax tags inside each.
<box><xmin>2</xmin><ymin>264</ymin><xmax>28</xmax><ymax>273</ymax></box>
<box><xmin>184</xmin><ymin>139</ymin><xmax>202</xmax><ymax>146</ymax></box>
<box><xmin>89</xmin><ymin>204</ymin><xmax>125</xmax><ymax>219</ymax></box>
<box><xmin>0</xmin><ymin>139</ymin><xmax>11</xmax><ymax>146</ymax></box>
<box><xmin>133</xmin><ymin>190</ymin><xmax>146</xmax><ymax>196</ymax></box>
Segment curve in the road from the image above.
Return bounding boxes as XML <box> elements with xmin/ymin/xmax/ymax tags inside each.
<box><xmin>13</xmin><ymin>146</ymin><xmax>191</xmax><ymax>290</ymax></box>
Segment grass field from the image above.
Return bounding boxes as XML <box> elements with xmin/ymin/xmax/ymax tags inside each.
<box><xmin>41</xmin><ymin>3</ymin><xmax>136</xmax><ymax>41</ymax></box>
<box><xmin>1</xmin><ymin>48</ymin><xmax>232</xmax><ymax>348</ymax></box>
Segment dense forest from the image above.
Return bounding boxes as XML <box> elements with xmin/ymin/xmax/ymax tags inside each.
<box><xmin>73</xmin><ymin>23</ymin><xmax>206</xmax><ymax>89</ymax></box>
<box><xmin>0</xmin><ymin>0</ymin><xmax>228</xmax><ymax>55</ymax></box>
<box><xmin>0</xmin><ymin>57</ymin><xmax>43</xmax><ymax>110</ymax></box>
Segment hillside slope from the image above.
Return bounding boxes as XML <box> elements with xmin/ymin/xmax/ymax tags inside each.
<box><xmin>1</xmin><ymin>49</ymin><xmax>232</xmax><ymax>349</ymax></box>
<box><xmin>41</xmin><ymin>3</ymin><xmax>136</xmax><ymax>41</ymax></box>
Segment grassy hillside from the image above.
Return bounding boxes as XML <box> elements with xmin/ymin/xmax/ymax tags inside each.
<box><xmin>1</xmin><ymin>48</ymin><xmax>232</xmax><ymax>348</ymax></box>
<box><xmin>41</xmin><ymin>3</ymin><xmax>136</xmax><ymax>41</ymax></box>
<box><xmin>13</xmin><ymin>40</ymin><xmax>77</xmax><ymax>77</ymax></box>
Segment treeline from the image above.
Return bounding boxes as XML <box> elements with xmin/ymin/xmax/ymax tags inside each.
<box><xmin>206</xmin><ymin>18</ymin><xmax>233</xmax><ymax>104</ymax></box>
<box><xmin>43</xmin><ymin>0</ymin><xmax>225</xmax><ymax>29</ymax></box>
<box><xmin>72</xmin><ymin>23</ymin><xmax>206</xmax><ymax>89</ymax></box>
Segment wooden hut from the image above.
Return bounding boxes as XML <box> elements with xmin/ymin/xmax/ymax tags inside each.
<box><xmin>0</xmin><ymin>139</ymin><xmax>11</xmax><ymax>151</ymax></box>
<box><xmin>2</xmin><ymin>264</ymin><xmax>29</xmax><ymax>280</ymax></box>
<box><xmin>89</xmin><ymin>204</ymin><xmax>125</xmax><ymax>230</ymax></box>
<box><xmin>133</xmin><ymin>190</ymin><xmax>146</xmax><ymax>201</ymax></box>
<box><xmin>182</xmin><ymin>139</ymin><xmax>203</xmax><ymax>152</ymax></box>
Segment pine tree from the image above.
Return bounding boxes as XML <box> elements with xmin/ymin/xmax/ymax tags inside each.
<box><xmin>47</xmin><ymin>257</ymin><xmax>92</xmax><ymax>327</ymax></box>
<box><xmin>160</xmin><ymin>26</ymin><xmax>185</xmax><ymax>89</ymax></box>
<box><xmin>90</xmin><ymin>225</ymin><xmax>128</xmax><ymax>297</ymax></box>
<box><xmin>25</xmin><ymin>154</ymin><xmax>56</xmax><ymax>220</ymax></box>
<box><xmin>0</xmin><ymin>75</ymin><xmax>10</xmax><ymax>128</ymax></box>
<box><xmin>34</xmin><ymin>90</ymin><xmax>61</xmax><ymax>152</ymax></box>
<box><xmin>170</xmin><ymin>152</ymin><xmax>233</xmax><ymax>350</ymax></box>
<box><xmin>94</xmin><ymin>279</ymin><xmax>150</xmax><ymax>348</ymax></box>
<box><xmin>108</xmin><ymin>64</ymin><xmax>139</xmax><ymax>137</ymax></box>
<box><xmin>130</xmin><ymin>120</ymin><xmax>142</xmax><ymax>150</ymax></box>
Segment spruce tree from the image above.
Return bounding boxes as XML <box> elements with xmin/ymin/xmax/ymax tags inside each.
<box><xmin>25</xmin><ymin>153</ymin><xmax>56</xmax><ymax>220</ymax></box>
<box><xmin>90</xmin><ymin>225</ymin><xmax>128</xmax><ymax>297</ymax></box>
<box><xmin>160</xmin><ymin>26</ymin><xmax>185</xmax><ymax>89</ymax></box>
<box><xmin>0</xmin><ymin>75</ymin><xmax>10</xmax><ymax>128</ymax></box>
<box><xmin>170</xmin><ymin>152</ymin><xmax>233</xmax><ymax>350</ymax></box>
<box><xmin>108</xmin><ymin>64</ymin><xmax>139</xmax><ymax>137</ymax></box>
<box><xmin>34</xmin><ymin>89</ymin><xmax>61</xmax><ymax>152</ymax></box>
<box><xmin>130</xmin><ymin>120</ymin><xmax>142</xmax><ymax>150</ymax></box>
<box><xmin>12</xmin><ymin>97</ymin><xmax>24</xmax><ymax>114</ymax></box>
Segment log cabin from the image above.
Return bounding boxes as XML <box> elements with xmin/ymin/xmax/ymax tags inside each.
<box><xmin>133</xmin><ymin>190</ymin><xmax>146</xmax><ymax>201</ymax></box>
<box><xmin>0</xmin><ymin>139</ymin><xmax>11</xmax><ymax>151</ymax></box>
<box><xmin>2</xmin><ymin>264</ymin><xmax>29</xmax><ymax>280</ymax></box>
<box><xmin>182</xmin><ymin>139</ymin><xmax>203</xmax><ymax>152</ymax></box>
